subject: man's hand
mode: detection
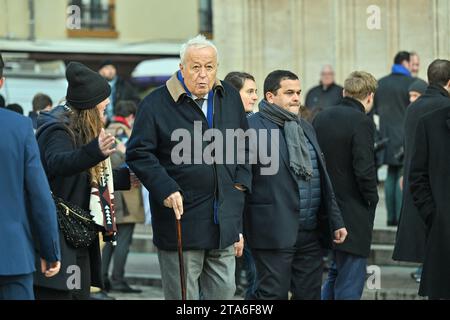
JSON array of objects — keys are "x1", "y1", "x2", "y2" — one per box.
[
  {"x1": 40, "y1": 259, "x2": 61, "y2": 278},
  {"x1": 116, "y1": 141, "x2": 126, "y2": 154},
  {"x1": 98, "y1": 128, "x2": 116, "y2": 157},
  {"x1": 129, "y1": 170, "x2": 140, "y2": 188},
  {"x1": 234, "y1": 234, "x2": 244, "y2": 257},
  {"x1": 333, "y1": 228, "x2": 348, "y2": 244},
  {"x1": 234, "y1": 184, "x2": 246, "y2": 192},
  {"x1": 163, "y1": 191, "x2": 184, "y2": 220}
]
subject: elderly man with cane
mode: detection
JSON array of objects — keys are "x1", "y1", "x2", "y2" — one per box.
[{"x1": 126, "y1": 35, "x2": 251, "y2": 300}]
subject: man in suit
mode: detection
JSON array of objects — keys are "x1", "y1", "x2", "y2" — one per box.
[
  {"x1": 245, "y1": 70, "x2": 347, "y2": 300},
  {"x1": 313, "y1": 71, "x2": 379, "y2": 299},
  {"x1": 0, "y1": 53, "x2": 61, "y2": 300}
]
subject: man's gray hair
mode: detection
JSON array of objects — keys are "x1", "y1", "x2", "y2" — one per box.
[{"x1": 180, "y1": 34, "x2": 219, "y2": 65}]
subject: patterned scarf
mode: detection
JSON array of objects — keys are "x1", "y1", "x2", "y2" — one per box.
[{"x1": 89, "y1": 158, "x2": 117, "y2": 243}]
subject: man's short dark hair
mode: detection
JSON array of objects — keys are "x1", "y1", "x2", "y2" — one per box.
[
  {"x1": 0, "y1": 52, "x2": 4, "y2": 78},
  {"x1": 6, "y1": 103, "x2": 24, "y2": 115},
  {"x1": 115, "y1": 100, "x2": 137, "y2": 117},
  {"x1": 224, "y1": 72, "x2": 255, "y2": 92},
  {"x1": 32, "y1": 93, "x2": 53, "y2": 112},
  {"x1": 264, "y1": 70, "x2": 299, "y2": 99},
  {"x1": 394, "y1": 51, "x2": 411, "y2": 65},
  {"x1": 427, "y1": 59, "x2": 450, "y2": 87}
]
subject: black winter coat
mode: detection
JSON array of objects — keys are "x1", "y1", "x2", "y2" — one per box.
[
  {"x1": 126, "y1": 74, "x2": 252, "y2": 251},
  {"x1": 114, "y1": 77, "x2": 140, "y2": 106},
  {"x1": 313, "y1": 97, "x2": 379, "y2": 257},
  {"x1": 305, "y1": 83, "x2": 343, "y2": 111},
  {"x1": 34, "y1": 107, "x2": 130, "y2": 291},
  {"x1": 393, "y1": 85, "x2": 450, "y2": 263},
  {"x1": 374, "y1": 73, "x2": 415, "y2": 166},
  {"x1": 244, "y1": 113, "x2": 345, "y2": 250},
  {"x1": 410, "y1": 105, "x2": 450, "y2": 299}
]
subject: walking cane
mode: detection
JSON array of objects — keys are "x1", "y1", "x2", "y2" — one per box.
[{"x1": 176, "y1": 218, "x2": 186, "y2": 300}]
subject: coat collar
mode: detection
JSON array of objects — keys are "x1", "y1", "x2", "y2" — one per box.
[
  {"x1": 425, "y1": 84, "x2": 450, "y2": 99},
  {"x1": 341, "y1": 97, "x2": 366, "y2": 113},
  {"x1": 166, "y1": 72, "x2": 224, "y2": 103}
]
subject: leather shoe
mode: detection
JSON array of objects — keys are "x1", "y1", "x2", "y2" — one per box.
[
  {"x1": 90, "y1": 290, "x2": 116, "y2": 300},
  {"x1": 110, "y1": 282, "x2": 142, "y2": 294}
]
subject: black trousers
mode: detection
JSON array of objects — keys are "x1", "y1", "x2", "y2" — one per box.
[
  {"x1": 250, "y1": 229, "x2": 323, "y2": 300},
  {"x1": 101, "y1": 223, "x2": 135, "y2": 284}
]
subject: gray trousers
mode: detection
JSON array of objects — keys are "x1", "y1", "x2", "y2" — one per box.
[
  {"x1": 102, "y1": 223, "x2": 135, "y2": 284},
  {"x1": 158, "y1": 245, "x2": 236, "y2": 300}
]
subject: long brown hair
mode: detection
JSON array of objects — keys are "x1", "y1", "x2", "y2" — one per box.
[{"x1": 68, "y1": 106, "x2": 105, "y2": 185}]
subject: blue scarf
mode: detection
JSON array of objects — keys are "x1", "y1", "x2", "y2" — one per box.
[
  {"x1": 176, "y1": 70, "x2": 219, "y2": 224},
  {"x1": 391, "y1": 64, "x2": 411, "y2": 77},
  {"x1": 177, "y1": 70, "x2": 214, "y2": 128}
]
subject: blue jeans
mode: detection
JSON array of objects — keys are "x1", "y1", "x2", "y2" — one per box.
[{"x1": 321, "y1": 251, "x2": 367, "y2": 300}]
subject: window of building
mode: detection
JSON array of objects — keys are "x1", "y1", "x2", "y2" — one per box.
[
  {"x1": 199, "y1": 0, "x2": 212, "y2": 38},
  {"x1": 67, "y1": 0, "x2": 118, "y2": 38}
]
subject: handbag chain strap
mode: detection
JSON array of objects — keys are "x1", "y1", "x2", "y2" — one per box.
[{"x1": 57, "y1": 202, "x2": 93, "y2": 222}]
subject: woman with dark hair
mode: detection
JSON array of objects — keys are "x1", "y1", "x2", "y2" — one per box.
[
  {"x1": 34, "y1": 62, "x2": 132, "y2": 300},
  {"x1": 224, "y1": 71, "x2": 258, "y2": 115},
  {"x1": 224, "y1": 71, "x2": 258, "y2": 299}
]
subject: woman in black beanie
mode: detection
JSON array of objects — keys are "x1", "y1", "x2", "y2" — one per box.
[{"x1": 34, "y1": 62, "x2": 132, "y2": 300}]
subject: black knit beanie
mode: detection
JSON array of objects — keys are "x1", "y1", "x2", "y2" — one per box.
[{"x1": 66, "y1": 62, "x2": 111, "y2": 110}]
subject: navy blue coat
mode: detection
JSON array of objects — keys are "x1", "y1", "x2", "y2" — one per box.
[
  {"x1": 126, "y1": 74, "x2": 252, "y2": 251},
  {"x1": 0, "y1": 108, "x2": 60, "y2": 276},
  {"x1": 244, "y1": 112, "x2": 345, "y2": 250}
]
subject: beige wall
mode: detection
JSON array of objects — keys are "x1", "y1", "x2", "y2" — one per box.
[
  {"x1": 0, "y1": 0, "x2": 200, "y2": 41},
  {"x1": 0, "y1": 0, "x2": 29, "y2": 39},
  {"x1": 116, "y1": 0, "x2": 199, "y2": 42},
  {"x1": 35, "y1": 0, "x2": 67, "y2": 39},
  {"x1": 213, "y1": 0, "x2": 450, "y2": 101}
]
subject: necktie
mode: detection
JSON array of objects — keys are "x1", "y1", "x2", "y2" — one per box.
[{"x1": 195, "y1": 98, "x2": 205, "y2": 108}]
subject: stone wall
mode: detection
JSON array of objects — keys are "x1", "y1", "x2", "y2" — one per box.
[{"x1": 213, "y1": 0, "x2": 450, "y2": 99}]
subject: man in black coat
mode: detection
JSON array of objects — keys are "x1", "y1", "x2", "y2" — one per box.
[
  {"x1": 245, "y1": 70, "x2": 347, "y2": 300},
  {"x1": 126, "y1": 35, "x2": 251, "y2": 300},
  {"x1": 374, "y1": 51, "x2": 415, "y2": 226},
  {"x1": 305, "y1": 65, "x2": 343, "y2": 114},
  {"x1": 98, "y1": 60, "x2": 140, "y2": 123},
  {"x1": 393, "y1": 60, "x2": 450, "y2": 267},
  {"x1": 409, "y1": 60, "x2": 450, "y2": 299},
  {"x1": 313, "y1": 71, "x2": 379, "y2": 300}
]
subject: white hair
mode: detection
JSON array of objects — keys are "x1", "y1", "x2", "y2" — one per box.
[{"x1": 180, "y1": 34, "x2": 219, "y2": 65}]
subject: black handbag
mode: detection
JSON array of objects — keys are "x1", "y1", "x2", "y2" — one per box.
[{"x1": 52, "y1": 194, "x2": 98, "y2": 248}]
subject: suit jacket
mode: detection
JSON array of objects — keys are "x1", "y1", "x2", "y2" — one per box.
[
  {"x1": 0, "y1": 108, "x2": 60, "y2": 276},
  {"x1": 244, "y1": 112, "x2": 345, "y2": 250},
  {"x1": 313, "y1": 97, "x2": 379, "y2": 257}
]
